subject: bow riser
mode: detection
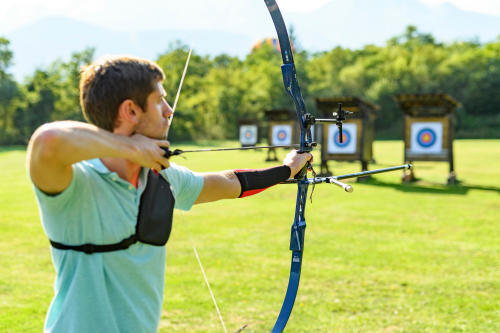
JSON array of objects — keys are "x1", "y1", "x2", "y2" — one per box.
[{"x1": 281, "y1": 64, "x2": 312, "y2": 152}]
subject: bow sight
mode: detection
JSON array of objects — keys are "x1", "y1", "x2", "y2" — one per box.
[{"x1": 304, "y1": 102, "x2": 354, "y2": 144}]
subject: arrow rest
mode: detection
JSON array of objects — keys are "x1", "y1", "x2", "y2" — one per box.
[{"x1": 160, "y1": 147, "x2": 183, "y2": 159}]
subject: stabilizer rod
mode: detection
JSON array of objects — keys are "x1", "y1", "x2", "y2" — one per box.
[{"x1": 282, "y1": 164, "x2": 412, "y2": 190}]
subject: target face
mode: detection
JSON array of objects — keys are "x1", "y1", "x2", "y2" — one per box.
[
  {"x1": 239, "y1": 125, "x2": 258, "y2": 145},
  {"x1": 416, "y1": 128, "x2": 436, "y2": 147},
  {"x1": 410, "y1": 122, "x2": 443, "y2": 154},
  {"x1": 327, "y1": 123, "x2": 357, "y2": 154},
  {"x1": 271, "y1": 125, "x2": 292, "y2": 145},
  {"x1": 334, "y1": 130, "x2": 351, "y2": 147}
]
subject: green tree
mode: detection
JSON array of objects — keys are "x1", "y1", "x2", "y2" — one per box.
[
  {"x1": 0, "y1": 37, "x2": 20, "y2": 144},
  {"x1": 0, "y1": 37, "x2": 13, "y2": 78},
  {"x1": 50, "y1": 48, "x2": 94, "y2": 121},
  {"x1": 14, "y1": 70, "x2": 55, "y2": 142}
]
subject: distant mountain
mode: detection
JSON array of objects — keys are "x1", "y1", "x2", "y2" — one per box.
[
  {"x1": 287, "y1": 0, "x2": 500, "y2": 50},
  {"x1": 5, "y1": 0, "x2": 500, "y2": 81},
  {"x1": 6, "y1": 16, "x2": 252, "y2": 81}
]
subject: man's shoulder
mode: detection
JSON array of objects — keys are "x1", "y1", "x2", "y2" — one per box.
[{"x1": 162, "y1": 162, "x2": 194, "y2": 179}]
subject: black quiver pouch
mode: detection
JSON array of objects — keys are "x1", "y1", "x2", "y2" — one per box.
[
  {"x1": 49, "y1": 169, "x2": 175, "y2": 254},
  {"x1": 136, "y1": 169, "x2": 175, "y2": 245}
]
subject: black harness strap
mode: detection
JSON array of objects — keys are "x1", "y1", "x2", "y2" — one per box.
[
  {"x1": 48, "y1": 169, "x2": 175, "y2": 255},
  {"x1": 50, "y1": 234, "x2": 138, "y2": 255}
]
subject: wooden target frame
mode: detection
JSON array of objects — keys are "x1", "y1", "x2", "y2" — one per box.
[
  {"x1": 395, "y1": 93, "x2": 459, "y2": 184},
  {"x1": 264, "y1": 109, "x2": 299, "y2": 161}
]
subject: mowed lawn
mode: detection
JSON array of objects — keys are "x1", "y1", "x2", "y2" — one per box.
[{"x1": 0, "y1": 140, "x2": 498, "y2": 332}]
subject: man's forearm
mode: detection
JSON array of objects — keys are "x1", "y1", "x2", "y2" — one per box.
[{"x1": 29, "y1": 121, "x2": 135, "y2": 168}]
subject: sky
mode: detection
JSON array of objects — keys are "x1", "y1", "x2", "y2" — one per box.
[
  {"x1": 1, "y1": 0, "x2": 499, "y2": 34},
  {"x1": 3, "y1": 0, "x2": 500, "y2": 80}
]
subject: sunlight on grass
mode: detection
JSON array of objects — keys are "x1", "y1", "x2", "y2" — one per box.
[{"x1": 0, "y1": 140, "x2": 498, "y2": 332}]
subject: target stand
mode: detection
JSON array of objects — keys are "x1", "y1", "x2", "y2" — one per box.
[
  {"x1": 264, "y1": 109, "x2": 299, "y2": 161},
  {"x1": 316, "y1": 97, "x2": 378, "y2": 180},
  {"x1": 394, "y1": 94, "x2": 459, "y2": 184}
]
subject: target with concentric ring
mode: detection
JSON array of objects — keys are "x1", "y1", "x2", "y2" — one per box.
[
  {"x1": 333, "y1": 130, "x2": 351, "y2": 147},
  {"x1": 244, "y1": 130, "x2": 253, "y2": 139},
  {"x1": 276, "y1": 130, "x2": 288, "y2": 143},
  {"x1": 416, "y1": 128, "x2": 436, "y2": 148}
]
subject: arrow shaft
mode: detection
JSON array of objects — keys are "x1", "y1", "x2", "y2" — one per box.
[{"x1": 178, "y1": 144, "x2": 299, "y2": 154}]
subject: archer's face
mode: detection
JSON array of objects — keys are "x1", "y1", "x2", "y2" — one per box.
[{"x1": 135, "y1": 81, "x2": 172, "y2": 139}]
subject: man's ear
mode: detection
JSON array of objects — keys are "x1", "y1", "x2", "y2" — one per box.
[{"x1": 117, "y1": 99, "x2": 142, "y2": 126}]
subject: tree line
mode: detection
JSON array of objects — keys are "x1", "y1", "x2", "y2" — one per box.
[{"x1": 0, "y1": 26, "x2": 499, "y2": 145}]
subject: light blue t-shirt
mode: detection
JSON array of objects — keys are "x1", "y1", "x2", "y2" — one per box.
[{"x1": 32, "y1": 159, "x2": 204, "y2": 333}]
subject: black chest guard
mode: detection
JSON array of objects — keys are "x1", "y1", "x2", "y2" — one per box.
[{"x1": 49, "y1": 169, "x2": 175, "y2": 254}]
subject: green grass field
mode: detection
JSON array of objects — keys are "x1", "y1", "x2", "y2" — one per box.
[{"x1": 0, "y1": 140, "x2": 498, "y2": 332}]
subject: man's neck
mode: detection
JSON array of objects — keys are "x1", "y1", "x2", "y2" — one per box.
[{"x1": 100, "y1": 157, "x2": 142, "y2": 187}]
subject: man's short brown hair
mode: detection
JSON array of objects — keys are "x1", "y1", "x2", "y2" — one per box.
[{"x1": 80, "y1": 56, "x2": 165, "y2": 131}]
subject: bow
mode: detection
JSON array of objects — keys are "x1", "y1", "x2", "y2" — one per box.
[
  {"x1": 264, "y1": 2, "x2": 414, "y2": 331},
  {"x1": 264, "y1": 1, "x2": 314, "y2": 331},
  {"x1": 163, "y1": 7, "x2": 412, "y2": 331}
]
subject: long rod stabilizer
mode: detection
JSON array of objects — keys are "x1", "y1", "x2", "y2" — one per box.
[{"x1": 282, "y1": 164, "x2": 412, "y2": 186}]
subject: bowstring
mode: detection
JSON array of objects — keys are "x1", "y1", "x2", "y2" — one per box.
[
  {"x1": 179, "y1": 211, "x2": 228, "y2": 333},
  {"x1": 165, "y1": 48, "x2": 192, "y2": 139},
  {"x1": 167, "y1": 48, "x2": 228, "y2": 333},
  {"x1": 308, "y1": 162, "x2": 317, "y2": 203}
]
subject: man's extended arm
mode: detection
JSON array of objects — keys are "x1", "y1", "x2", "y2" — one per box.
[{"x1": 194, "y1": 150, "x2": 312, "y2": 204}]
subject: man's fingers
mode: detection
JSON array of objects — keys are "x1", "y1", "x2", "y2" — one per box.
[
  {"x1": 159, "y1": 157, "x2": 170, "y2": 170},
  {"x1": 157, "y1": 140, "x2": 170, "y2": 148}
]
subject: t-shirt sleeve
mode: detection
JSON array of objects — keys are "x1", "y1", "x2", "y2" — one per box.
[
  {"x1": 161, "y1": 163, "x2": 204, "y2": 211},
  {"x1": 30, "y1": 163, "x2": 87, "y2": 239},
  {"x1": 31, "y1": 163, "x2": 84, "y2": 212}
]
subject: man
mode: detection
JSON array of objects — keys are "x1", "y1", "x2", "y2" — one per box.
[{"x1": 27, "y1": 56, "x2": 311, "y2": 332}]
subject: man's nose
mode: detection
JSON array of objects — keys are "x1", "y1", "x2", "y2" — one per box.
[{"x1": 164, "y1": 100, "x2": 173, "y2": 117}]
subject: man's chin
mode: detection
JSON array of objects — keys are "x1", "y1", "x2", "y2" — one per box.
[{"x1": 149, "y1": 131, "x2": 167, "y2": 140}]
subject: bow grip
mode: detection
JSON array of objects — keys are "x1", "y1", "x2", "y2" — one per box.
[{"x1": 293, "y1": 155, "x2": 310, "y2": 180}]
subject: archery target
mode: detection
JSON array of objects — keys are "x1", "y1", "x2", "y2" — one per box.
[
  {"x1": 327, "y1": 123, "x2": 357, "y2": 154},
  {"x1": 271, "y1": 124, "x2": 292, "y2": 146},
  {"x1": 239, "y1": 125, "x2": 258, "y2": 145},
  {"x1": 410, "y1": 122, "x2": 443, "y2": 154}
]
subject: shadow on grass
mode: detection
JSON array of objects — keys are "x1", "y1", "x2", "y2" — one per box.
[{"x1": 360, "y1": 178, "x2": 500, "y2": 196}]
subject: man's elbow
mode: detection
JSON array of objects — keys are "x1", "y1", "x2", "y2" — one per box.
[{"x1": 28, "y1": 123, "x2": 66, "y2": 164}]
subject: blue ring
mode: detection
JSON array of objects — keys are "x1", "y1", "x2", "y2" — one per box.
[
  {"x1": 416, "y1": 128, "x2": 436, "y2": 147},
  {"x1": 276, "y1": 129, "x2": 288, "y2": 142},
  {"x1": 333, "y1": 130, "x2": 351, "y2": 147}
]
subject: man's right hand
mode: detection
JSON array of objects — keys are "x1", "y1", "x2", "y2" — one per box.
[{"x1": 127, "y1": 134, "x2": 171, "y2": 172}]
